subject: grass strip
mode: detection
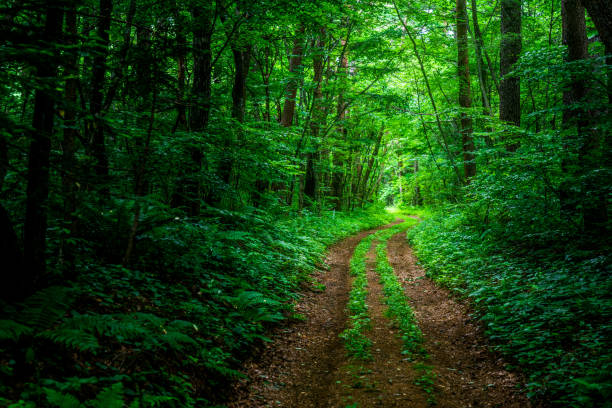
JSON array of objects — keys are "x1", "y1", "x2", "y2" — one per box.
[
  {"x1": 340, "y1": 233, "x2": 377, "y2": 360},
  {"x1": 339, "y1": 219, "x2": 418, "y2": 360},
  {"x1": 375, "y1": 222, "x2": 436, "y2": 405},
  {"x1": 374, "y1": 225, "x2": 425, "y2": 358}
]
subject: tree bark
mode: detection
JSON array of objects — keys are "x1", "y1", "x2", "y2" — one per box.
[
  {"x1": 23, "y1": 2, "x2": 64, "y2": 291},
  {"x1": 280, "y1": 24, "x2": 305, "y2": 127},
  {"x1": 581, "y1": 0, "x2": 612, "y2": 51},
  {"x1": 457, "y1": 0, "x2": 476, "y2": 181},
  {"x1": 500, "y1": 0, "x2": 522, "y2": 151},
  {"x1": 90, "y1": 0, "x2": 112, "y2": 195},
  {"x1": 60, "y1": 4, "x2": 79, "y2": 277}
]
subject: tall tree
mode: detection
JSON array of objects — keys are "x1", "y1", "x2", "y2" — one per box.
[
  {"x1": 304, "y1": 28, "x2": 326, "y2": 204},
  {"x1": 561, "y1": 0, "x2": 608, "y2": 234},
  {"x1": 60, "y1": 3, "x2": 79, "y2": 276},
  {"x1": 281, "y1": 24, "x2": 305, "y2": 127},
  {"x1": 89, "y1": 0, "x2": 112, "y2": 194},
  {"x1": 499, "y1": 0, "x2": 522, "y2": 151},
  {"x1": 457, "y1": 0, "x2": 476, "y2": 180},
  {"x1": 23, "y1": 2, "x2": 64, "y2": 291},
  {"x1": 177, "y1": 3, "x2": 215, "y2": 214},
  {"x1": 470, "y1": 0, "x2": 492, "y2": 116}
]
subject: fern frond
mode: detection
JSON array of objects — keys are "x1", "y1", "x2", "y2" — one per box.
[
  {"x1": 18, "y1": 286, "x2": 74, "y2": 330},
  {"x1": 38, "y1": 328, "x2": 100, "y2": 352},
  {"x1": 44, "y1": 388, "x2": 81, "y2": 408},
  {"x1": 0, "y1": 319, "x2": 33, "y2": 342},
  {"x1": 89, "y1": 383, "x2": 124, "y2": 408}
]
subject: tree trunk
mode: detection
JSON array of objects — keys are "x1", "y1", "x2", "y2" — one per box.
[
  {"x1": 500, "y1": 0, "x2": 522, "y2": 151},
  {"x1": 581, "y1": 0, "x2": 612, "y2": 51},
  {"x1": 304, "y1": 28, "x2": 326, "y2": 205},
  {"x1": 60, "y1": 5, "x2": 79, "y2": 278},
  {"x1": 331, "y1": 31, "x2": 350, "y2": 211},
  {"x1": 413, "y1": 160, "x2": 423, "y2": 206},
  {"x1": 124, "y1": 27, "x2": 156, "y2": 265},
  {"x1": 470, "y1": 0, "x2": 492, "y2": 115},
  {"x1": 90, "y1": 0, "x2": 112, "y2": 195},
  {"x1": 172, "y1": 5, "x2": 188, "y2": 133},
  {"x1": 280, "y1": 24, "x2": 305, "y2": 127},
  {"x1": 457, "y1": 0, "x2": 476, "y2": 181},
  {"x1": 0, "y1": 122, "x2": 23, "y2": 300},
  {"x1": 360, "y1": 127, "x2": 383, "y2": 206},
  {"x1": 561, "y1": 0, "x2": 608, "y2": 235},
  {"x1": 23, "y1": 3, "x2": 64, "y2": 292},
  {"x1": 182, "y1": 4, "x2": 213, "y2": 214}
]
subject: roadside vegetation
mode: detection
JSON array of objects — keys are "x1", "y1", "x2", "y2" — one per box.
[
  {"x1": 408, "y1": 207, "x2": 612, "y2": 405},
  {"x1": 0, "y1": 208, "x2": 393, "y2": 407}
]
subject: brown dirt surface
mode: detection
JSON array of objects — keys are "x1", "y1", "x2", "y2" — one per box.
[
  {"x1": 227, "y1": 220, "x2": 402, "y2": 408},
  {"x1": 227, "y1": 221, "x2": 533, "y2": 408},
  {"x1": 322, "y1": 238, "x2": 428, "y2": 407},
  {"x1": 386, "y1": 230, "x2": 532, "y2": 408}
]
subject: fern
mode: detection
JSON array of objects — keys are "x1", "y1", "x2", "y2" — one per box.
[
  {"x1": 88, "y1": 383, "x2": 124, "y2": 408},
  {"x1": 0, "y1": 319, "x2": 33, "y2": 342},
  {"x1": 17, "y1": 286, "x2": 74, "y2": 330},
  {"x1": 44, "y1": 388, "x2": 81, "y2": 408},
  {"x1": 38, "y1": 328, "x2": 100, "y2": 352},
  {"x1": 226, "y1": 291, "x2": 284, "y2": 324}
]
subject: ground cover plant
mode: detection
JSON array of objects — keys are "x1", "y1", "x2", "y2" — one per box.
[
  {"x1": 375, "y1": 223, "x2": 436, "y2": 405},
  {"x1": 340, "y1": 233, "x2": 377, "y2": 360},
  {"x1": 408, "y1": 208, "x2": 612, "y2": 406},
  {"x1": 0, "y1": 207, "x2": 393, "y2": 407}
]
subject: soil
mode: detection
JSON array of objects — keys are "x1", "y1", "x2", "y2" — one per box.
[{"x1": 227, "y1": 221, "x2": 532, "y2": 408}]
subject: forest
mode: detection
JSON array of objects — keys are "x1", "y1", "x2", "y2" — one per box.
[{"x1": 0, "y1": 0, "x2": 610, "y2": 406}]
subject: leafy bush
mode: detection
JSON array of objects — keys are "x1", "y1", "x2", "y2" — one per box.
[{"x1": 408, "y1": 207, "x2": 612, "y2": 406}]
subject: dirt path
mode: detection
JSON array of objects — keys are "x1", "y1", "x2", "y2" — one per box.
[
  {"x1": 228, "y1": 222, "x2": 530, "y2": 408},
  {"x1": 322, "y1": 238, "x2": 428, "y2": 407},
  {"x1": 386, "y1": 231, "x2": 531, "y2": 408},
  {"x1": 228, "y1": 221, "x2": 402, "y2": 407}
]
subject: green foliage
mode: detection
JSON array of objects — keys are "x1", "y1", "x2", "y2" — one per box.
[
  {"x1": 0, "y1": 207, "x2": 393, "y2": 407},
  {"x1": 409, "y1": 208, "x2": 612, "y2": 406},
  {"x1": 413, "y1": 362, "x2": 437, "y2": 406}
]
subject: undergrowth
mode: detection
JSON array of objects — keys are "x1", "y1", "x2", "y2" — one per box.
[
  {"x1": 0, "y1": 206, "x2": 394, "y2": 407},
  {"x1": 408, "y1": 207, "x2": 612, "y2": 407}
]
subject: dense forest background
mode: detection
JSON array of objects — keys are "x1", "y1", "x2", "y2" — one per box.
[{"x1": 0, "y1": 0, "x2": 610, "y2": 406}]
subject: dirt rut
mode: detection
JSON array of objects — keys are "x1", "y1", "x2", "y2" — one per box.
[
  {"x1": 228, "y1": 223, "x2": 531, "y2": 408},
  {"x1": 322, "y1": 238, "x2": 427, "y2": 407},
  {"x1": 386, "y1": 231, "x2": 531, "y2": 408},
  {"x1": 227, "y1": 221, "x2": 402, "y2": 407}
]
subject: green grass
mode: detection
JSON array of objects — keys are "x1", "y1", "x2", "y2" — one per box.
[
  {"x1": 374, "y1": 234, "x2": 425, "y2": 359},
  {"x1": 340, "y1": 233, "x2": 376, "y2": 360},
  {"x1": 374, "y1": 221, "x2": 435, "y2": 404}
]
